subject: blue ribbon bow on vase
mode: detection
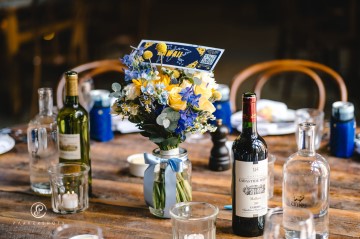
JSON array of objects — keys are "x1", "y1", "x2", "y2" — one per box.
[{"x1": 143, "y1": 153, "x2": 183, "y2": 218}]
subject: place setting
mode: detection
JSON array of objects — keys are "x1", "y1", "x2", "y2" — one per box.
[{"x1": 231, "y1": 99, "x2": 296, "y2": 136}]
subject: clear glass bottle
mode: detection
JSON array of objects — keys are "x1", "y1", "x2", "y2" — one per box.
[
  {"x1": 283, "y1": 122, "x2": 330, "y2": 239},
  {"x1": 57, "y1": 71, "x2": 92, "y2": 195},
  {"x1": 148, "y1": 147, "x2": 191, "y2": 218},
  {"x1": 27, "y1": 87, "x2": 58, "y2": 195}
]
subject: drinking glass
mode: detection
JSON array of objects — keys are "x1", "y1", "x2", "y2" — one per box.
[
  {"x1": 294, "y1": 108, "x2": 324, "y2": 149},
  {"x1": 267, "y1": 154, "x2": 276, "y2": 199},
  {"x1": 264, "y1": 207, "x2": 315, "y2": 239},
  {"x1": 48, "y1": 163, "x2": 89, "y2": 214},
  {"x1": 52, "y1": 224, "x2": 103, "y2": 239},
  {"x1": 170, "y1": 202, "x2": 219, "y2": 239}
]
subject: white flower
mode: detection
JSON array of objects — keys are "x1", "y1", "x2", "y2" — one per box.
[
  {"x1": 124, "y1": 84, "x2": 139, "y2": 100},
  {"x1": 194, "y1": 71, "x2": 216, "y2": 89}
]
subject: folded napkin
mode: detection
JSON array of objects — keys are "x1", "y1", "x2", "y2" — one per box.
[
  {"x1": 257, "y1": 99, "x2": 288, "y2": 122},
  {"x1": 231, "y1": 99, "x2": 296, "y2": 136}
]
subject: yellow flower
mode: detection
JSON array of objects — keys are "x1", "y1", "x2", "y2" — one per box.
[
  {"x1": 172, "y1": 70, "x2": 180, "y2": 79},
  {"x1": 153, "y1": 72, "x2": 170, "y2": 86},
  {"x1": 212, "y1": 90, "x2": 222, "y2": 101},
  {"x1": 143, "y1": 50, "x2": 153, "y2": 60},
  {"x1": 194, "y1": 84, "x2": 215, "y2": 113},
  {"x1": 156, "y1": 42, "x2": 167, "y2": 55},
  {"x1": 194, "y1": 84, "x2": 212, "y2": 100},
  {"x1": 132, "y1": 79, "x2": 144, "y2": 95},
  {"x1": 168, "y1": 87, "x2": 187, "y2": 111},
  {"x1": 198, "y1": 98, "x2": 216, "y2": 113},
  {"x1": 180, "y1": 79, "x2": 192, "y2": 89}
]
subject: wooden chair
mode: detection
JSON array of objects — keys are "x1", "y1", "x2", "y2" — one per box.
[
  {"x1": 229, "y1": 59, "x2": 348, "y2": 112},
  {"x1": 56, "y1": 59, "x2": 127, "y2": 109}
]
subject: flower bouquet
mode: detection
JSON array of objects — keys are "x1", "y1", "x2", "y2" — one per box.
[{"x1": 110, "y1": 41, "x2": 223, "y2": 217}]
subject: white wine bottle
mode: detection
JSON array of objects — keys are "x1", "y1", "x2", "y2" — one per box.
[
  {"x1": 57, "y1": 71, "x2": 92, "y2": 195},
  {"x1": 232, "y1": 92, "x2": 268, "y2": 236}
]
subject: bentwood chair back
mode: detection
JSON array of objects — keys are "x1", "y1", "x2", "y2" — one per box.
[
  {"x1": 229, "y1": 59, "x2": 348, "y2": 112},
  {"x1": 56, "y1": 59, "x2": 126, "y2": 109}
]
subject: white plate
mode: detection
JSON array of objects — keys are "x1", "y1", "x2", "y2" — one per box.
[
  {"x1": 232, "y1": 109, "x2": 296, "y2": 136},
  {"x1": 0, "y1": 134, "x2": 15, "y2": 154}
]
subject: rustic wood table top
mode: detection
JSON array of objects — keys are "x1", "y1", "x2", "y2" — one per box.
[{"x1": 0, "y1": 129, "x2": 360, "y2": 239}]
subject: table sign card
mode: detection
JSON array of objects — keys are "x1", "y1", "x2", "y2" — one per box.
[{"x1": 137, "y1": 40, "x2": 224, "y2": 72}]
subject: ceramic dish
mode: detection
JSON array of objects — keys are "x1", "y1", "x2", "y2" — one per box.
[
  {"x1": 0, "y1": 134, "x2": 15, "y2": 154},
  {"x1": 127, "y1": 153, "x2": 148, "y2": 177}
]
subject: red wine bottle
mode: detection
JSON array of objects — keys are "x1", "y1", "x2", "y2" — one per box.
[{"x1": 232, "y1": 92, "x2": 268, "y2": 236}]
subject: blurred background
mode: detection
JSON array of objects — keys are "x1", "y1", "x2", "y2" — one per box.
[{"x1": 0, "y1": 0, "x2": 359, "y2": 128}]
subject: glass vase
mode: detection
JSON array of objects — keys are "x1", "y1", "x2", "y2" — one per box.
[{"x1": 149, "y1": 147, "x2": 192, "y2": 218}]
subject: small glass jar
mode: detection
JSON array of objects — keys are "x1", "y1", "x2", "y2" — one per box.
[
  {"x1": 149, "y1": 147, "x2": 192, "y2": 218},
  {"x1": 48, "y1": 163, "x2": 90, "y2": 214}
]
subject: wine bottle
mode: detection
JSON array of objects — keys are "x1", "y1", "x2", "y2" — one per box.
[
  {"x1": 232, "y1": 92, "x2": 267, "y2": 236},
  {"x1": 57, "y1": 71, "x2": 92, "y2": 195}
]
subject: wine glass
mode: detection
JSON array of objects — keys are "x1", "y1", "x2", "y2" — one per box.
[{"x1": 264, "y1": 207, "x2": 315, "y2": 239}]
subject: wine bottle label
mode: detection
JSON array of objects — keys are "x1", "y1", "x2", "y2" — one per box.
[
  {"x1": 59, "y1": 134, "x2": 81, "y2": 159},
  {"x1": 235, "y1": 159, "x2": 268, "y2": 217}
]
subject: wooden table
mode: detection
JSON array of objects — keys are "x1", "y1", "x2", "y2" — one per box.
[{"x1": 0, "y1": 130, "x2": 360, "y2": 238}]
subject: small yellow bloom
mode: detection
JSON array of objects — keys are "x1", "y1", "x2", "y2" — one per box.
[
  {"x1": 153, "y1": 72, "x2": 170, "y2": 86},
  {"x1": 168, "y1": 87, "x2": 187, "y2": 111},
  {"x1": 212, "y1": 90, "x2": 222, "y2": 101},
  {"x1": 172, "y1": 70, "x2": 180, "y2": 79},
  {"x1": 143, "y1": 50, "x2": 153, "y2": 60},
  {"x1": 156, "y1": 42, "x2": 167, "y2": 55},
  {"x1": 132, "y1": 79, "x2": 143, "y2": 94}
]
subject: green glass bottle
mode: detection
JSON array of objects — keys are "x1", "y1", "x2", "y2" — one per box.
[
  {"x1": 57, "y1": 71, "x2": 92, "y2": 195},
  {"x1": 232, "y1": 92, "x2": 268, "y2": 236}
]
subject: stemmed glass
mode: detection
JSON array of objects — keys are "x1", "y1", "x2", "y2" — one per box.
[{"x1": 264, "y1": 207, "x2": 315, "y2": 239}]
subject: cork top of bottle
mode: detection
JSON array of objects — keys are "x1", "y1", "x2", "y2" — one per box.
[
  {"x1": 65, "y1": 71, "x2": 78, "y2": 79},
  {"x1": 65, "y1": 71, "x2": 78, "y2": 96}
]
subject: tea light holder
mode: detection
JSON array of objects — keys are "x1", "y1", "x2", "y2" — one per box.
[
  {"x1": 52, "y1": 223, "x2": 103, "y2": 239},
  {"x1": 170, "y1": 202, "x2": 219, "y2": 239},
  {"x1": 48, "y1": 163, "x2": 89, "y2": 214}
]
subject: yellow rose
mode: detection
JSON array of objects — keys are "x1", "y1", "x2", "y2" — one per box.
[
  {"x1": 194, "y1": 84, "x2": 212, "y2": 100},
  {"x1": 168, "y1": 87, "x2": 187, "y2": 111},
  {"x1": 180, "y1": 79, "x2": 192, "y2": 89},
  {"x1": 198, "y1": 97, "x2": 216, "y2": 113}
]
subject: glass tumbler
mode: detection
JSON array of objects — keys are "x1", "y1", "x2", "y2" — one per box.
[
  {"x1": 170, "y1": 202, "x2": 219, "y2": 239},
  {"x1": 264, "y1": 207, "x2": 315, "y2": 239},
  {"x1": 268, "y1": 154, "x2": 276, "y2": 199},
  {"x1": 294, "y1": 108, "x2": 324, "y2": 149},
  {"x1": 48, "y1": 163, "x2": 89, "y2": 214},
  {"x1": 52, "y1": 223, "x2": 103, "y2": 239}
]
